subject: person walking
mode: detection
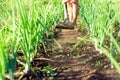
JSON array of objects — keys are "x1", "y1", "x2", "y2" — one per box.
[
  {"x1": 62, "y1": 0, "x2": 79, "y2": 25},
  {"x1": 56, "y1": 0, "x2": 79, "y2": 29}
]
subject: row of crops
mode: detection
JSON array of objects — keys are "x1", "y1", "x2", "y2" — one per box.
[
  {"x1": 0, "y1": 0, "x2": 120, "y2": 80},
  {"x1": 0, "y1": 0, "x2": 63, "y2": 80},
  {"x1": 79, "y1": 0, "x2": 120, "y2": 73}
]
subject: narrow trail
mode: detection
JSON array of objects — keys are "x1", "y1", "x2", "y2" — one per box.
[
  {"x1": 50, "y1": 27, "x2": 120, "y2": 80},
  {"x1": 5, "y1": 27, "x2": 119, "y2": 80}
]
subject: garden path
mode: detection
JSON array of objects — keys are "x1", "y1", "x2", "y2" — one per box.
[{"x1": 50, "y1": 27, "x2": 120, "y2": 80}]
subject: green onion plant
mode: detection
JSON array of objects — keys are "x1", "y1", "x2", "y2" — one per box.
[{"x1": 79, "y1": 0, "x2": 120, "y2": 73}]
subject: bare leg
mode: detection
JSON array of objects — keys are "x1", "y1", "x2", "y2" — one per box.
[
  {"x1": 67, "y1": 0, "x2": 73, "y2": 23},
  {"x1": 71, "y1": 0, "x2": 79, "y2": 24},
  {"x1": 56, "y1": 0, "x2": 78, "y2": 29}
]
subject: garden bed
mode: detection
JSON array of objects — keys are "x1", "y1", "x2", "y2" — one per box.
[{"x1": 5, "y1": 27, "x2": 120, "y2": 80}]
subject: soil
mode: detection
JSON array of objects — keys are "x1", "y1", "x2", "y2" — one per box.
[
  {"x1": 50, "y1": 27, "x2": 120, "y2": 80},
  {"x1": 5, "y1": 26, "x2": 120, "y2": 80}
]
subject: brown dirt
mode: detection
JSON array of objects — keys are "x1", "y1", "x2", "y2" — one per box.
[
  {"x1": 5, "y1": 26, "x2": 120, "y2": 80},
  {"x1": 50, "y1": 27, "x2": 120, "y2": 80}
]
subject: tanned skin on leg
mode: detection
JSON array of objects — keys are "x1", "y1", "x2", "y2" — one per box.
[
  {"x1": 63, "y1": 0, "x2": 79, "y2": 24},
  {"x1": 67, "y1": 0, "x2": 73, "y2": 23},
  {"x1": 55, "y1": 0, "x2": 79, "y2": 29},
  {"x1": 71, "y1": 0, "x2": 79, "y2": 24}
]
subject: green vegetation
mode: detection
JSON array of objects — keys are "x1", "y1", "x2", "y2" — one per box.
[
  {"x1": 0, "y1": 38, "x2": 6, "y2": 80},
  {"x1": 41, "y1": 65, "x2": 57, "y2": 77},
  {"x1": 0, "y1": 0, "x2": 62, "y2": 79},
  {"x1": 95, "y1": 60, "x2": 102, "y2": 67},
  {"x1": 79, "y1": 0, "x2": 120, "y2": 73},
  {"x1": 0, "y1": 0, "x2": 120, "y2": 79}
]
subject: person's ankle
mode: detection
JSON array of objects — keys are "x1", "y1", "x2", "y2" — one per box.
[
  {"x1": 69, "y1": 21, "x2": 76, "y2": 26},
  {"x1": 72, "y1": 22, "x2": 76, "y2": 26}
]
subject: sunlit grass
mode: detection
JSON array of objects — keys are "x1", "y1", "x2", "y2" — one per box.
[
  {"x1": 1, "y1": 0, "x2": 120, "y2": 79},
  {"x1": 79, "y1": 0, "x2": 120, "y2": 73},
  {"x1": 0, "y1": 36, "x2": 6, "y2": 80},
  {"x1": 0, "y1": 0, "x2": 62, "y2": 79}
]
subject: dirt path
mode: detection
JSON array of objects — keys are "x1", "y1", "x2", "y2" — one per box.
[
  {"x1": 6, "y1": 27, "x2": 120, "y2": 80},
  {"x1": 50, "y1": 28, "x2": 120, "y2": 80}
]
